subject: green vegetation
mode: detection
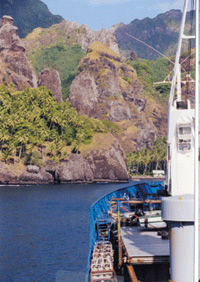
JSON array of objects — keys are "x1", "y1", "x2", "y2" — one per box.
[
  {"x1": 28, "y1": 44, "x2": 85, "y2": 100},
  {"x1": 0, "y1": 85, "x2": 105, "y2": 163},
  {"x1": 123, "y1": 76, "x2": 132, "y2": 84},
  {"x1": 127, "y1": 58, "x2": 172, "y2": 105},
  {"x1": 24, "y1": 151, "x2": 44, "y2": 168},
  {"x1": 128, "y1": 58, "x2": 171, "y2": 85},
  {"x1": 102, "y1": 120, "x2": 121, "y2": 134},
  {"x1": 127, "y1": 136, "x2": 167, "y2": 175}
]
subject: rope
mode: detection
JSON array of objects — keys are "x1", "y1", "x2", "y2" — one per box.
[{"x1": 125, "y1": 32, "x2": 175, "y2": 64}]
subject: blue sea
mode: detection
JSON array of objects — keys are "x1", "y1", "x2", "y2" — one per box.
[{"x1": 0, "y1": 182, "x2": 141, "y2": 282}]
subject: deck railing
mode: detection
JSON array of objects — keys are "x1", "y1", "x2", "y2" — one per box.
[{"x1": 85, "y1": 181, "x2": 164, "y2": 282}]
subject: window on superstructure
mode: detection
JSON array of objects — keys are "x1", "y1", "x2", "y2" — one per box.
[
  {"x1": 177, "y1": 124, "x2": 192, "y2": 152},
  {"x1": 179, "y1": 127, "x2": 191, "y2": 135}
]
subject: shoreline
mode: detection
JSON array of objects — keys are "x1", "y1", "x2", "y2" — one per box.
[
  {"x1": 0, "y1": 176, "x2": 165, "y2": 186},
  {"x1": 131, "y1": 175, "x2": 165, "y2": 181}
]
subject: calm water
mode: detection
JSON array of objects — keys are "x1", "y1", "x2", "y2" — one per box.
[{"x1": 0, "y1": 182, "x2": 138, "y2": 282}]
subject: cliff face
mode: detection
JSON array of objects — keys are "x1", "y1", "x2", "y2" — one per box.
[{"x1": 69, "y1": 42, "x2": 167, "y2": 152}]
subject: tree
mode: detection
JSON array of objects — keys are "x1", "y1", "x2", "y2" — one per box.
[{"x1": 127, "y1": 136, "x2": 167, "y2": 176}]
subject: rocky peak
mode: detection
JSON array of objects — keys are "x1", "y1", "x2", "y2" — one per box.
[
  {"x1": 0, "y1": 15, "x2": 25, "y2": 52},
  {"x1": 38, "y1": 68, "x2": 62, "y2": 102},
  {"x1": 3, "y1": 15, "x2": 13, "y2": 25}
]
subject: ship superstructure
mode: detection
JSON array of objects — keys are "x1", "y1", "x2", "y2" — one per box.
[{"x1": 162, "y1": 0, "x2": 199, "y2": 281}]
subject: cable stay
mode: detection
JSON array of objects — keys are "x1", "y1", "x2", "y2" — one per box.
[{"x1": 125, "y1": 32, "x2": 195, "y2": 86}]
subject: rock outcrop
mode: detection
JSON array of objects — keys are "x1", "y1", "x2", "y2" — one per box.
[
  {"x1": 19, "y1": 167, "x2": 54, "y2": 184},
  {"x1": 38, "y1": 68, "x2": 62, "y2": 102},
  {"x1": 55, "y1": 138, "x2": 129, "y2": 183},
  {"x1": 69, "y1": 42, "x2": 167, "y2": 152},
  {"x1": 0, "y1": 162, "x2": 17, "y2": 184},
  {"x1": 86, "y1": 139, "x2": 129, "y2": 181},
  {"x1": 0, "y1": 162, "x2": 54, "y2": 185},
  {"x1": 56, "y1": 154, "x2": 94, "y2": 183},
  {"x1": 0, "y1": 15, "x2": 38, "y2": 89}
]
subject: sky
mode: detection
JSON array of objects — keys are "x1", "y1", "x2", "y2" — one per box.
[{"x1": 42, "y1": 0, "x2": 183, "y2": 31}]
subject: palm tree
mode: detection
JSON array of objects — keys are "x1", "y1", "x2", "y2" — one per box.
[{"x1": 0, "y1": 128, "x2": 10, "y2": 152}]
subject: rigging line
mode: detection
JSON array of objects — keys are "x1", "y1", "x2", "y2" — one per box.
[
  {"x1": 125, "y1": 32, "x2": 195, "y2": 74},
  {"x1": 125, "y1": 32, "x2": 175, "y2": 64},
  {"x1": 125, "y1": 32, "x2": 193, "y2": 81},
  {"x1": 125, "y1": 32, "x2": 188, "y2": 79},
  {"x1": 180, "y1": 50, "x2": 195, "y2": 65}
]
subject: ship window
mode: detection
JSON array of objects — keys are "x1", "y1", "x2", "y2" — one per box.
[
  {"x1": 176, "y1": 101, "x2": 188, "y2": 109},
  {"x1": 177, "y1": 124, "x2": 192, "y2": 151},
  {"x1": 179, "y1": 127, "x2": 191, "y2": 135},
  {"x1": 178, "y1": 139, "x2": 191, "y2": 151}
]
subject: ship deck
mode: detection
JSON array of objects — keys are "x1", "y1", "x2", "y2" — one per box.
[{"x1": 120, "y1": 226, "x2": 169, "y2": 265}]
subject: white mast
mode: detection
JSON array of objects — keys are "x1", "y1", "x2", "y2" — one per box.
[
  {"x1": 167, "y1": 0, "x2": 195, "y2": 196},
  {"x1": 162, "y1": 0, "x2": 199, "y2": 281}
]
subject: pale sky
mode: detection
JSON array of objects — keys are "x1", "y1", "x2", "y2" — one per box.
[{"x1": 42, "y1": 0, "x2": 183, "y2": 30}]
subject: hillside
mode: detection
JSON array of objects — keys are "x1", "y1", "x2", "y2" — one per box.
[
  {"x1": 113, "y1": 9, "x2": 194, "y2": 60},
  {"x1": 24, "y1": 20, "x2": 168, "y2": 152},
  {"x1": 0, "y1": 16, "x2": 130, "y2": 183},
  {"x1": 0, "y1": 0, "x2": 63, "y2": 38}
]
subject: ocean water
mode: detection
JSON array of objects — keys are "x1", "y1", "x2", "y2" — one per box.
[{"x1": 0, "y1": 182, "x2": 138, "y2": 282}]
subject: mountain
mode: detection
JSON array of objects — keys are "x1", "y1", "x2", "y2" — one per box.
[
  {"x1": 113, "y1": 9, "x2": 193, "y2": 60},
  {"x1": 0, "y1": 0, "x2": 63, "y2": 38},
  {"x1": 23, "y1": 18, "x2": 168, "y2": 152},
  {"x1": 0, "y1": 12, "x2": 170, "y2": 182}
]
